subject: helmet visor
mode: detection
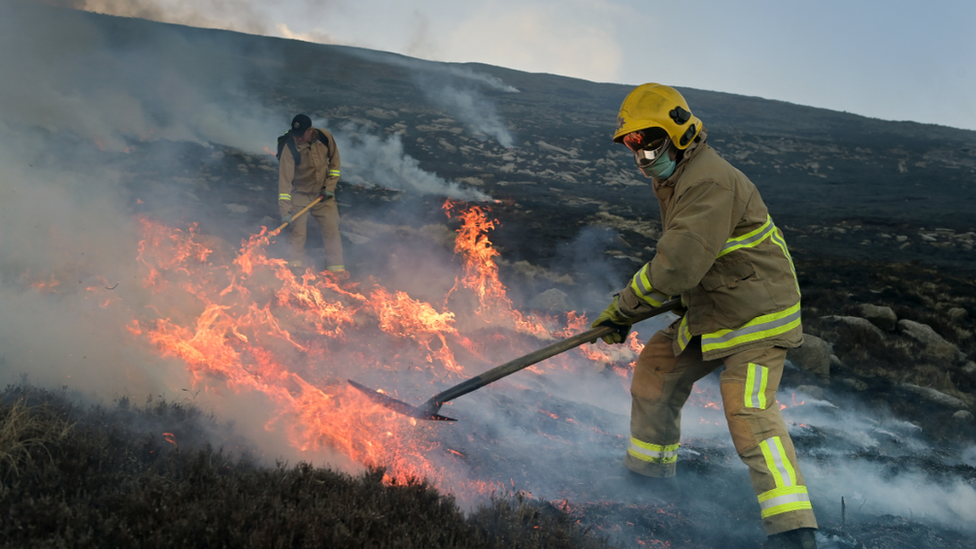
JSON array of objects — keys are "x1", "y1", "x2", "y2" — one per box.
[
  {"x1": 630, "y1": 140, "x2": 671, "y2": 172},
  {"x1": 623, "y1": 130, "x2": 670, "y2": 158}
]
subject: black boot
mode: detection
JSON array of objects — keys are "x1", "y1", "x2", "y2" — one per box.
[{"x1": 764, "y1": 528, "x2": 817, "y2": 549}]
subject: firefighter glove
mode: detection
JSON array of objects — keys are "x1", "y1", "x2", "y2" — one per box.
[
  {"x1": 320, "y1": 189, "x2": 335, "y2": 200},
  {"x1": 281, "y1": 213, "x2": 294, "y2": 225},
  {"x1": 591, "y1": 294, "x2": 634, "y2": 345}
]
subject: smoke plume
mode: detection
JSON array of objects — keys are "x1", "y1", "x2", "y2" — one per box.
[
  {"x1": 344, "y1": 47, "x2": 519, "y2": 148},
  {"x1": 336, "y1": 121, "x2": 492, "y2": 201}
]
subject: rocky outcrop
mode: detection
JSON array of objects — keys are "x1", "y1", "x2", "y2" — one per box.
[
  {"x1": 816, "y1": 303, "x2": 970, "y2": 365},
  {"x1": 819, "y1": 315, "x2": 886, "y2": 340},
  {"x1": 947, "y1": 307, "x2": 969, "y2": 321},
  {"x1": 954, "y1": 410, "x2": 975, "y2": 422},
  {"x1": 858, "y1": 304, "x2": 897, "y2": 332},
  {"x1": 897, "y1": 319, "x2": 962, "y2": 362},
  {"x1": 806, "y1": 302, "x2": 974, "y2": 410},
  {"x1": 786, "y1": 334, "x2": 832, "y2": 382},
  {"x1": 898, "y1": 383, "x2": 969, "y2": 410}
]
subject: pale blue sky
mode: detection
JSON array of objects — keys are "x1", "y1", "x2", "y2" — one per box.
[{"x1": 82, "y1": 0, "x2": 976, "y2": 131}]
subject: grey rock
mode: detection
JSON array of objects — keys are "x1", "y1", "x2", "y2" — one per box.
[
  {"x1": 786, "y1": 334, "x2": 831, "y2": 381},
  {"x1": 947, "y1": 307, "x2": 969, "y2": 321},
  {"x1": 858, "y1": 303, "x2": 898, "y2": 332},
  {"x1": 964, "y1": 361, "x2": 976, "y2": 376},
  {"x1": 898, "y1": 383, "x2": 968, "y2": 410},
  {"x1": 953, "y1": 410, "x2": 974, "y2": 422},
  {"x1": 839, "y1": 378, "x2": 869, "y2": 391},
  {"x1": 820, "y1": 315, "x2": 886, "y2": 340},
  {"x1": 897, "y1": 319, "x2": 960, "y2": 359},
  {"x1": 528, "y1": 288, "x2": 573, "y2": 312}
]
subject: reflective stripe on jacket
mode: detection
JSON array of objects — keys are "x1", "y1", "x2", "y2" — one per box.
[{"x1": 617, "y1": 129, "x2": 802, "y2": 360}]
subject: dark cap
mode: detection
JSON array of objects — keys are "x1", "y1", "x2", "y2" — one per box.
[{"x1": 290, "y1": 114, "x2": 312, "y2": 135}]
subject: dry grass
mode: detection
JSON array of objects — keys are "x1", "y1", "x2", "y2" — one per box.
[{"x1": 0, "y1": 399, "x2": 72, "y2": 486}]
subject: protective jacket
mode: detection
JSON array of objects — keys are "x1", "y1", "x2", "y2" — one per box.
[
  {"x1": 617, "y1": 129, "x2": 802, "y2": 360},
  {"x1": 277, "y1": 128, "x2": 341, "y2": 218}
]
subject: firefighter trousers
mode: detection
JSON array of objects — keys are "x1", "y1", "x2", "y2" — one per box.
[
  {"x1": 287, "y1": 192, "x2": 344, "y2": 271},
  {"x1": 626, "y1": 329, "x2": 818, "y2": 536}
]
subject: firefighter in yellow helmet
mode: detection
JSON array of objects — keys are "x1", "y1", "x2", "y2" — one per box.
[
  {"x1": 592, "y1": 84, "x2": 818, "y2": 549},
  {"x1": 277, "y1": 114, "x2": 345, "y2": 274}
]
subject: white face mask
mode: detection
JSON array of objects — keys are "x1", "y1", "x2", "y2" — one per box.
[{"x1": 635, "y1": 143, "x2": 676, "y2": 179}]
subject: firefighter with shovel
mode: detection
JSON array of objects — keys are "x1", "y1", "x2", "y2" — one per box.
[
  {"x1": 591, "y1": 84, "x2": 818, "y2": 549},
  {"x1": 277, "y1": 114, "x2": 345, "y2": 275}
]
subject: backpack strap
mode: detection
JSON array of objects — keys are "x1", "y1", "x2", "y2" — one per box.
[
  {"x1": 287, "y1": 137, "x2": 300, "y2": 166},
  {"x1": 277, "y1": 130, "x2": 330, "y2": 167},
  {"x1": 314, "y1": 129, "x2": 333, "y2": 162},
  {"x1": 276, "y1": 133, "x2": 302, "y2": 166}
]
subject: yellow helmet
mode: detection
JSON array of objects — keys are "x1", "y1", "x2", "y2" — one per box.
[{"x1": 613, "y1": 83, "x2": 702, "y2": 150}]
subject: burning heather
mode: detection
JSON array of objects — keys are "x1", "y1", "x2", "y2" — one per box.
[{"x1": 75, "y1": 198, "x2": 643, "y2": 501}]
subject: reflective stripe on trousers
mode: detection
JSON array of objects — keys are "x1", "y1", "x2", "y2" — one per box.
[
  {"x1": 744, "y1": 363, "x2": 769, "y2": 409},
  {"x1": 757, "y1": 436, "x2": 812, "y2": 518},
  {"x1": 628, "y1": 437, "x2": 679, "y2": 464}
]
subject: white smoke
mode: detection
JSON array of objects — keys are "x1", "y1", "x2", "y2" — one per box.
[
  {"x1": 441, "y1": 65, "x2": 520, "y2": 94},
  {"x1": 1, "y1": 1, "x2": 280, "y2": 154},
  {"x1": 336, "y1": 121, "x2": 492, "y2": 202},
  {"x1": 2, "y1": 1, "x2": 489, "y2": 203},
  {"x1": 350, "y1": 49, "x2": 520, "y2": 94},
  {"x1": 424, "y1": 84, "x2": 515, "y2": 148},
  {"x1": 342, "y1": 48, "x2": 519, "y2": 148},
  {"x1": 0, "y1": 117, "x2": 180, "y2": 396},
  {"x1": 410, "y1": 67, "x2": 519, "y2": 148}
]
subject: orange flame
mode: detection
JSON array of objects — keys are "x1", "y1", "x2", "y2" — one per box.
[
  {"x1": 15, "y1": 197, "x2": 677, "y2": 503},
  {"x1": 29, "y1": 274, "x2": 60, "y2": 294},
  {"x1": 444, "y1": 200, "x2": 549, "y2": 339},
  {"x1": 102, "y1": 200, "x2": 633, "y2": 498},
  {"x1": 10, "y1": 196, "x2": 702, "y2": 506}
]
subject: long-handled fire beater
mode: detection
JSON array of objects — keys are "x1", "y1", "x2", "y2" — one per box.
[
  {"x1": 349, "y1": 298, "x2": 681, "y2": 421},
  {"x1": 269, "y1": 195, "x2": 324, "y2": 236}
]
